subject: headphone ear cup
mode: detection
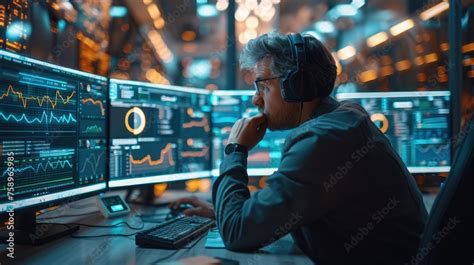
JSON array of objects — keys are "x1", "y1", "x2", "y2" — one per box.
[
  {"x1": 282, "y1": 69, "x2": 306, "y2": 102},
  {"x1": 281, "y1": 69, "x2": 295, "y2": 101}
]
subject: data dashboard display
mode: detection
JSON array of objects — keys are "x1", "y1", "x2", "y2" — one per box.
[
  {"x1": 336, "y1": 91, "x2": 451, "y2": 173},
  {"x1": 0, "y1": 50, "x2": 107, "y2": 211},
  {"x1": 108, "y1": 79, "x2": 212, "y2": 187},
  {"x1": 211, "y1": 91, "x2": 290, "y2": 176}
]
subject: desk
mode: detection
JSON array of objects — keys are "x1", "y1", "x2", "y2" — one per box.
[{"x1": 0, "y1": 191, "x2": 313, "y2": 265}]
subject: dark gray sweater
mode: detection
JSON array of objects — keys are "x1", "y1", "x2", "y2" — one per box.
[{"x1": 212, "y1": 97, "x2": 428, "y2": 265}]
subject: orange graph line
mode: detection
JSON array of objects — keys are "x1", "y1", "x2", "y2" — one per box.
[
  {"x1": 181, "y1": 146, "x2": 209, "y2": 158},
  {"x1": 248, "y1": 152, "x2": 271, "y2": 162},
  {"x1": 0, "y1": 85, "x2": 75, "y2": 109},
  {"x1": 182, "y1": 116, "x2": 210, "y2": 132},
  {"x1": 221, "y1": 126, "x2": 232, "y2": 134},
  {"x1": 129, "y1": 143, "x2": 175, "y2": 166},
  {"x1": 81, "y1": 98, "x2": 105, "y2": 116}
]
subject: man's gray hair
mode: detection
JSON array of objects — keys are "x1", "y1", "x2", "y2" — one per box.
[
  {"x1": 239, "y1": 31, "x2": 294, "y2": 76},
  {"x1": 239, "y1": 31, "x2": 337, "y2": 97}
]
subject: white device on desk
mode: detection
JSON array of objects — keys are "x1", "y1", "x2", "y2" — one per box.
[{"x1": 96, "y1": 194, "x2": 130, "y2": 218}]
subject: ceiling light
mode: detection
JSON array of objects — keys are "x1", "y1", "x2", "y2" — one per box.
[
  {"x1": 216, "y1": 0, "x2": 229, "y2": 11},
  {"x1": 337, "y1": 45, "x2": 356, "y2": 61},
  {"x1": 147, "y1": 4, "x2": 161, "y2": 19},
  {"x1": 420, "y1": 1, "x2": 449, "y2": 21},
  {"x1": 246, "y1": 16, "x2": 259, "y2": 29},
  {"x1": 366, "y1": 32, "x2": 388, "y2": 47},
  {"x1": 390, "y1": 19, "x2": 414, "y2": 36},
  {"x1": 314, "y1": 21, "x2": 335, "y2": 33},
  {"x1": 197, "y1": 4, "x2": 218, "y2": 17},
  {"x1": 235, "y1": 6, "x2": 250, "y2": 22}
]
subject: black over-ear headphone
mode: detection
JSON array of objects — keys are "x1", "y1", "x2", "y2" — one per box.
[{"x1": 280, "y1": 33, "x2": 319, "y2": 102}]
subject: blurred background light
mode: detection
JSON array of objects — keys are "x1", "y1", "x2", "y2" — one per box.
[
  {"x1": 110, "y1": 6, "x2": 128, "y2": 18},
  {"x1": 6, "y1": 21, "x2": 32, "y2": 42},
  {"x1": 328, "y1": 4, "x2": 358, "y2": 20},
  {"x1": 367, "y1": 32, "x2": 388, "y2": 47},
  {"x1": 420, "y1": 1, "x2": 450, "y2": 21},
  {"x1": 198, "y1": 4, "x2": 219, "y2": 18},
  {"x1": 314, "y1": 21, "x2": 335, "y2": 33},
  {"x1": 351, "y1": 0, "x2": 365, "y2": 9},
  {"x1": 216, "y1": 0, "x2": 229, "y2": 11},
  {"x1": 337, "y1": 45, "x2": 356, "y2": 61},
  {"x1": 390, "y1": 19, "x2": 414, "y2": 36}
]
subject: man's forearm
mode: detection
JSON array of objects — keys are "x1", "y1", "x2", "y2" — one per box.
[{"x1": 212, "y1": 152, "x2": 257, "y2": 250}]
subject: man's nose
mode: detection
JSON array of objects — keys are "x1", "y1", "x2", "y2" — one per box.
[{"x1": 252, "y1": 93, "x2": 263, "y2": 108}]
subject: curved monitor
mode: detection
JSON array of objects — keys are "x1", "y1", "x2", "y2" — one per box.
[
  {"x1": 336, "y1": 91, "x2": 451, "y2": 174},
  {"x1": 0, "y1": 50, "x2": 108, "y2": 213},
  {"x1": 108, "y1": 79, "x2": 212, "y2": 188}
]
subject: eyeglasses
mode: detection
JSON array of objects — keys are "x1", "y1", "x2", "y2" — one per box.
[{"x1": 253, "y1": 76, "x2": 282, "y2": 96}]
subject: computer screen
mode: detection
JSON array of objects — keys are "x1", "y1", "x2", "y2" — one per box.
[
  {"x1": 336, "y1": 91, "x2": 451, "y2": 173},
  {"x1": 108, "y1": 79, "x2": 212, "y2": 188},
  {"x1": 211, "y1": 90, "x2": 290, "y2": 176},
  {"x1": 0, "y1": 50, "x2": 108, "y2": 213}
]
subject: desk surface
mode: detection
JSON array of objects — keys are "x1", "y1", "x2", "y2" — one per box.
[{"x1": 0, "y1": 191, "x2": 312, "y2": 265}]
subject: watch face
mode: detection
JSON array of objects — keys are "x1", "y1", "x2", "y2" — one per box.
[{"x1": 225, "y1": 144, "x2": 235, "y2": 155}]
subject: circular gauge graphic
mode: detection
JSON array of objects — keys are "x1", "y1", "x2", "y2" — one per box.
[
  {"x1": 125, "y1": 107, "x2": 146, "y2": 135},
  {"x1": 370, "y1": 113, "x2": 389, "y2": 134}
]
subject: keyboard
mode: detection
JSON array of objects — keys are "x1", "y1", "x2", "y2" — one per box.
[{"x1": 135, "y1": 215, "x2": 215, "y2": 249}]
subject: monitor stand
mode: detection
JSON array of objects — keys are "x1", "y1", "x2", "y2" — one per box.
[
  {"x1": 125, "y1": 186, "x2": 169, "y2": 207},
  {"x1": 0, "y1": 209, "x2": 79, "y2": 245}
]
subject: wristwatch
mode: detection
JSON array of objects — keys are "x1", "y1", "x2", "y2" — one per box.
[{"x1": 225, "y1": 143, "x2": 248, "y2": 155}]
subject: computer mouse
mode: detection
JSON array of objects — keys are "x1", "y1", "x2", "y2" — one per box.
[{"x1": 169, "y1": 203, "x2": 194, "y2": 215}]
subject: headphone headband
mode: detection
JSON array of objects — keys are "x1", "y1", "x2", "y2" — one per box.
[
  {"x1": 288, "y1": 33, "x2": 306, "y2": 73},
  {"x1": 280, "y1": 33, "x2": 319, "y2": 102}
]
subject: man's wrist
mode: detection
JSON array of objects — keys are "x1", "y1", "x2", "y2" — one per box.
[{"x1": 224, "y1": 143, "x2": 248, "y2": 155}]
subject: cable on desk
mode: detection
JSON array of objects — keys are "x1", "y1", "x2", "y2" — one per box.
[
  {"x1": 52, "y1": 214, "x2": 146, "y2": 239},
  {"x1": 53, "y1": 221, "x2": 144, "y2": 230},
  {"x1": 137, "y1": 212, "x2": 168, "y2": 217},
  {"x1": 37, "y1": 210, "x2": 100, "y2": 220},
  {"x1": 70, "y1": 231, "x2": 140, "y2": 239},
  {"x1": 151, "y1": 250, "x2": 180, "y2": 264},
  {"x1": 47, "y1": 214, "x2": 145, "y2": 229}
]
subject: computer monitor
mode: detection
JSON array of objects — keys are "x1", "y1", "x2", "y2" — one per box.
[
  {"x1": 108, "y1": 79, "x2": 212, "y2": 188},
  {"x1": 0, "y1": 50, "x2": 108, "y2": 243},
  {"x1": 211, "y1": 90, "x2": 290, "y2": 176},
  {"x1": 336, "y1": 91, "x2": 451, "y2": 173}
]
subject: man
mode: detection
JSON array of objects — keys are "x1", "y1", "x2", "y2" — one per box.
[{"x1": 171, "y1": 31, "x2": 427, "y2": 264}]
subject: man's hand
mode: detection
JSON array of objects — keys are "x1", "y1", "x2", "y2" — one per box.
[
  {"x1": 228, "y1": 113, "x2": 267, "y2": 151},
  {"x1": 168, "y1": 196, "x2": 215, "y2": 219}
]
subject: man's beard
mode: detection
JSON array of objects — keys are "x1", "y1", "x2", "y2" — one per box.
[{"x1": 264, "y1": 107, "x2": 299, "y2": 131}]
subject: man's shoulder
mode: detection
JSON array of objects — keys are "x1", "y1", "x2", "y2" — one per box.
[{"x1": 283, "y1": 101, "x2": 369, "y2": 151}]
